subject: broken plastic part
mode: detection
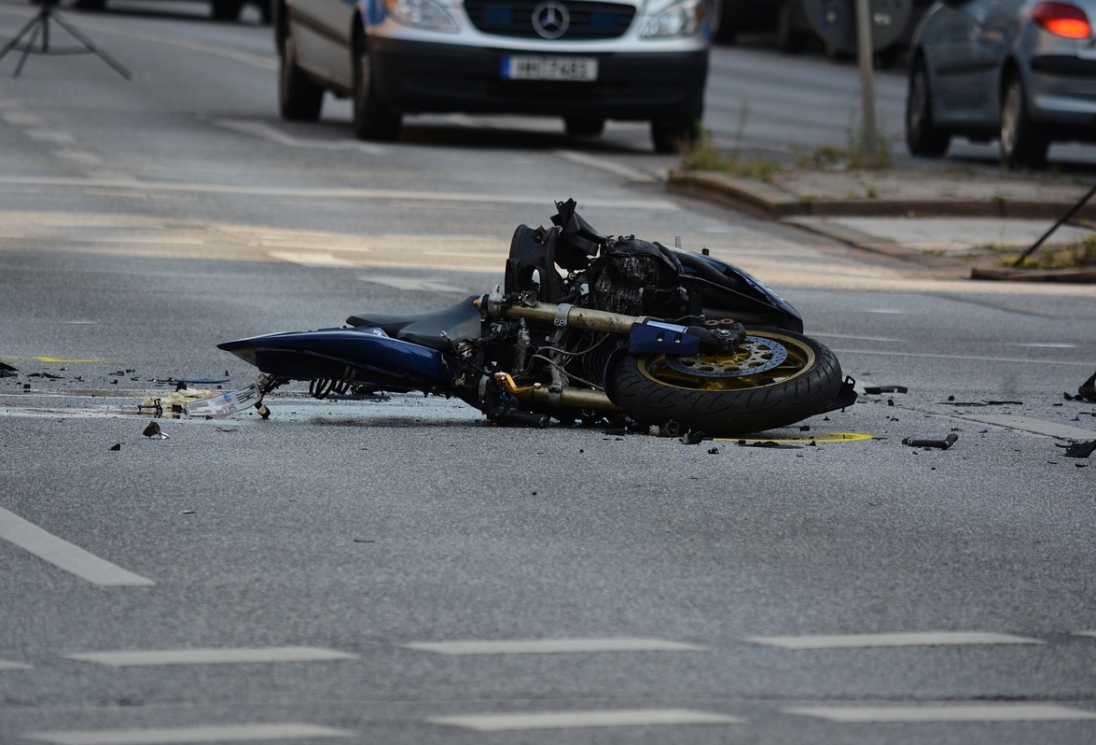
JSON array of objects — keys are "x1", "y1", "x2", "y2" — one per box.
[
  {"x1": 184, "y1": 384, "x2": 259, "y2": 418},
  {"x1": 0, "y1": 362, "x2": 17, "y2": 378},
  {"x1": 863, "y1": 385, "x2": 908, "y2": 394},
  {"x1": 902, "y1": 434, "x2": 958, "y2": 450},
  {"x1": 1058, "y1": 440, "x2": 1096, "y2": 459}
]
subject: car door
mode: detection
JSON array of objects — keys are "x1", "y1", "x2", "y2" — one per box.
[{"x1": 926, "y1": 0, "x2": 1002, "y2": 124}]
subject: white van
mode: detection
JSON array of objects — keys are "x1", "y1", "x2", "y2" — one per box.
[{"x1": 273, "y1": 0, "x2": 709, "y2": 151}]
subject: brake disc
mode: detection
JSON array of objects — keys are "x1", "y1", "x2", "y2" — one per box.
[{"x1": 664, "y1": 335, "x2": 788, "y2": 378}]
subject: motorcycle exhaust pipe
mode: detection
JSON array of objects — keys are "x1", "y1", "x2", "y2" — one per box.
[{"x1": 494, "y1": 372, "x2": 617, "y2": 412}]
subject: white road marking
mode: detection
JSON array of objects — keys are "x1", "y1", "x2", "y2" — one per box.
[
  {"x1": 0, "y1": 506, "x2": 154, "y2": 586},
  {"x1": 429, "y1": 709, "x2": 742, "y2": 730},
  {"x1": 786, "y1": 704, "x2": 1096, "y2": 723},
  {"x1": 22, "y1": 723, "x2": 353, "y2": 744},
  {"x1": 813, "y1": 332, "x2": 902, "y2": 343},
  {"x1": 25, "y1": 130, "x2": 77, "y2": 145},
  {"x1": 0, "y1": 176, "x2": 679, "y2": 210},
  {"x1": 744, "y1": 632, "x2": 1043, "y2": 649},
  {"x1": 0, "y1": 659, "x2": 32, "y2": 670},
  {"x1": 553, "y1": 149, "x2": 659, "y2": 183},
  {"x1": 1010, "y1": 342, "x2": 1076, "y2": 348},
  {"x1": 2, "y1": 111, "x2": 43, "y2": 126},
  {"x1": 359, "y1": 276, "x2": 467, "y2": 293},
  {"x1": 214, "y1": 119, "x2": 387, "y2": 155},
  {"x1": 266, "y1": 251, "x2": 356, "y2": 268},
  {"x1": 52, "y1": 151, "x2": 104, "y2": 168},
  {"x1": 405, "y1": 638, "x2": 705, "y2": 655},
  {"x1": 833, "y1": 348, "x2": 1095, "y2": 367},
  {"x1": 1074, "y1": 631, "x2": 1096, "y2": 639},
  {"x1": 64, "y1": 647, "x2": 358, "y2": 667},
  {"x1": 954, "y1": 415, "x2": 1095, "y2": 441}
]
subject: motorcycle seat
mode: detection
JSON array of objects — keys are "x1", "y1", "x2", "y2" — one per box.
[{"x1": 345, "y1": 296, "x2": 482, "y2": 352}]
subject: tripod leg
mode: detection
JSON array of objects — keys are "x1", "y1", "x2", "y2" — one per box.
[
  {"x1": 48, "y1": 14, "x2": 131, "y2": 80},
  {"x1": 13, "y1": 23, "x2": 42, "y2": 79},
  {"x1": 0, "y1": 12, "x2": 45, "y2": 64}
]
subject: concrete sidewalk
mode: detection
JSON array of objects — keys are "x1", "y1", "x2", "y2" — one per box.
[{"x1": 668, "y1": 168, "x2": 1096, "y2": 282}]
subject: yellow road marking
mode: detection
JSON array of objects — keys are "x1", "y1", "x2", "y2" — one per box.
[
  {"x1": 32, "y1": 357, "x2": 106, "y2": 364},
  {"x1": 719, "y1": 431, "x2": 875, "y2": 444}
]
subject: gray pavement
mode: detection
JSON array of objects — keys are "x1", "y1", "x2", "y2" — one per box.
[{"x1": 668, "y1": 166, "x2": 1096, "y2": 281}]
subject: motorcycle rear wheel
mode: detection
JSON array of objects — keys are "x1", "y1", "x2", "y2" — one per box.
[{"x1": 609, "y1": 327, "x2": 843, "y2": 436}]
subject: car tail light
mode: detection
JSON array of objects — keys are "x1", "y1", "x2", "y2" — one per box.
[{"x1": 1032, "y1": 2, "x2": 1092, "y2": 39}]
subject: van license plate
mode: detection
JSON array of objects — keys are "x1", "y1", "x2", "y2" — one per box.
[{"x1": 502, "y1": 56, "x2": 598, "y2": 81}]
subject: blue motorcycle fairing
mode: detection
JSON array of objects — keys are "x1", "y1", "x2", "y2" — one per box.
[
  {"x1": 217, "y1": 327, "x2": 455, "y2": 388},
  {"x1": 671, "y1": 249, "x2": 804, "y2": 332},
  {"x1": 628, "y1": 320, "x2": 701, "y2": 355}
]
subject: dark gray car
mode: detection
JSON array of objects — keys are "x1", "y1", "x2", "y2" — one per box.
[{"x1": 906, "y1": 0, "x2": 1096, "y2": 167}]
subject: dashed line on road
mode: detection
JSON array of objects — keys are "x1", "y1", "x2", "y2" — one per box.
[
  {"x1": 360, "y1": 276, "x2": 469, "y2": 294},
  {"x1": 0, "y1": 506, "x2": 154, "y2": 587},
  {"x1": 745, "y1": 632, "x2": 1044, "y2": 649},
  {"x1": 429, "y1": 709, "x2": 743, "y2": 731},
  {"x1": 832, "y1": 347, "x2": 1095, "y2": 367},
  {"x1": 552, "y1": 149, "x2": 659, "y2": 183},
  {"x1": 405, "y1": 638, "x2": 705, "y2": 655},
  {"x1": 266, "y1": 250, "x2": 357, "y2": 268},
  {"x1": 952, "y1": 415, "x2": 1096, "y2": 441},
  {"x1": 785, "y1": 704, "x2": 1096, "y2": 723},
  {"x1": 22, "y1": 723, "x2": 353, "y2": 745},
  {"x1": 0, "y1": 659, "x2": 32, "y2": 670},
  {"x1": 64, "y1": 647, "x2": 359, "y2": 667},
  {"x1": 214, "y1": 119, "x2": 387, "y2": 155}
]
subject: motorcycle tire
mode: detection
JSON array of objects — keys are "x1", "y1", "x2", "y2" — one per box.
[{"x1": 608, "y1": 327, "x2": 844, "y2": 436}]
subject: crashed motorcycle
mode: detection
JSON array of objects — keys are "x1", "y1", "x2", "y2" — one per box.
[{"x1": 218, "y1": 200, "x2": 855, "y2": 436}]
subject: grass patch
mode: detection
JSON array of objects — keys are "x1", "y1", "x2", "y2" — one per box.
[
  {"x1": 679, "y1": 129, "x2": 778, "y2": 183},
  {"x1": 1004, "y1": 234, "x2": 1096, "y2": 269}
]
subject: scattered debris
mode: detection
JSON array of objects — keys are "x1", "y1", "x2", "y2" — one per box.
[
  {"x1": 863, "y1": 385, "x2": 908, "y2": 394},
  {"x1": 142, "y1": 421, "x2": 169, "y2": 439},
  {"x1": 1058, "y1": 440, "x2": 1096, "y2": 459},
  {"x1": 707, "y1": 447, "x2": 719, "y2": 455},
  {"x1": 1075, "y1": 370, "x2": 1096, "y2": 402},
  {"x1": 109, "y1": 443, "x2": 121, "y2": 452},
  {"x1": 902, "y1": 434, "x2": 959, "y2": 451},
  {"x1": 0, "y1": 362, "x2": 17, "y2": 377},
  {"x1": 28, "y1": 372, "x2": 64, "y2": 380},
  {"x1": 680, "y1": 430, "x2": 705, "y2": 445},
  {"x1": 181, "y1": 510, "x2": 195, "y2": 515}
]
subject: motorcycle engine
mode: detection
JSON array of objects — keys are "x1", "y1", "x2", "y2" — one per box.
[{"x1": 588, "y1": 237, "x2": 687, "y2": 319}]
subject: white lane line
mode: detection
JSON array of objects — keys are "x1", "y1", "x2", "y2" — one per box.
[
  {"x1": 52, "y1": 151, "x2": 104, "y2": 168},
  {"x1": 0, "y1": 176, "x2": 679, "y2": 210},
  {"x1": 0, "y1": 659, "x2": 32, "y2": 670},
  {"x1": 266, "y1": 251, "x2": 356, "y2": 268},
  {"x1": 359, "y1": 276, "x2": 467, "y2": 293},
  {"x1": 0, "y1": 506, "x2": 154, "y2": 586},
  {"x1": 553, "y1": 149, "x2": 659, "y2": 183},
  {"x1": 24, "y1": 130, "x2": 77, "y2": 145},
  {"x1": 1073, "y1": 631, "x2": 1096, "y2": 639},
  {"x1": 429, "y1": 709, "x2": 743, "y2": 731},
  {"x1": 744, "y1": 632, "x2": 1043, "y2": 649},
  {"x1": 1010, "y1": 342, "x2": 1076, "y2": 348},
  {"x1": 405, "y1": 638, "x2": 705, "y2": 655},
  {"x1": 22, "y1": 723, "x2": 353, "y2": 745},
  {"x1": 64, "y1": 647, "x2": 358, "y2": 667},
  {"x1": 832, "y1": 348, "x2": 1095, "y2": 367},
  {"x1": 953, "y1": 415, "x2": 1094, "y2": 441},
  {"x1": 2, "y1": 111, "x2": 43, "y2": 126},
  {"x1": 214, "y1": 119, "x2": 386, "y2": 155},
  {"x1": 786, "y1": 704, "x2": 1096, "y2": 723}
]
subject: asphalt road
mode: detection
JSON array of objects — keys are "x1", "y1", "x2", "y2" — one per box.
[{"x1": 1, "y1": 4, "x2": 1096, "y2": 744}]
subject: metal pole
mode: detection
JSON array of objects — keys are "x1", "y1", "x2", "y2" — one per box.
[{"x1": 855, "y1": 0, "x2": 877, "y2": 161}]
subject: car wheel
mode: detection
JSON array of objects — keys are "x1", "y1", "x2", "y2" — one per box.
[
  {"x1": 279, "y1": 31, "x2": 323, "y2": 122},
  {"x1": 352, "y1": 35, "x2": 401, "y2": 141},
  {"x1": 564, "y1": 117, "x2": 605, "y2": 137},
  {"x1": 1000, "y1": 74, "x2": 1048, "y2": 169},
  {"x1": 211, "y1": 0, "x2": 243, "y2": 20},
  {"x1": 905, "y1": 58, "x2": 950, "y2": 157},
  {"x1": 651, "y1": 119, "x2": 699, "y2": 154}
]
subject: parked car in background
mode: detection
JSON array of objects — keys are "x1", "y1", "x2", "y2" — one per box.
[
  {"x1": 709, "y1": 0, "x2": 779, "y2": 42},
  {"x1": 273, "y1": 0, "x2": 709, "y2": 152},
  {"x1": 907, "y1": 0, "x2": 1096, "y2": 167}
]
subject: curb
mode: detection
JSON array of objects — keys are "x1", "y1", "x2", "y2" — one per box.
[
  {"x1": 667, "y1": 170, "x2": 1096, "y2": 282},
  {"x1": 666, "y1": 170, "x2": 1096, "y2": 221}
]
